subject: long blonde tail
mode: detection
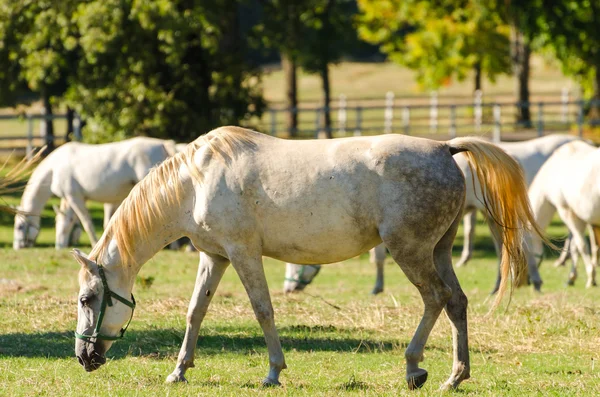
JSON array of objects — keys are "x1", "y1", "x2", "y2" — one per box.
[{"x1": 448, "y1": 137, "x2": 549, "y2": 310}]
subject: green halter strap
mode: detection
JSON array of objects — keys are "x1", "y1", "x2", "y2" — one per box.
[{"x1": 75, "y1": 264, "x2": 136, "y2": 343}]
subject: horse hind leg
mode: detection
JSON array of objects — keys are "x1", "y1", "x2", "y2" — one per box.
[
  {"x1": 381, "y1": 231, "x2": 452, "y2": 390},
  {"x1": 456, "y1": 210, "x2": 476, "y2": 267},
  {"x1": 433, "y1": 211, "x2": 471, "y2": 390},
  {"x1": 557, "y1": 207, "x2": 596, "y2": 288}
]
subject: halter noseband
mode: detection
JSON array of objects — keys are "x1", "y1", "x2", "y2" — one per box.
[
  {"x1": 285, "y1": 264, "x2": 322, "y2": 286},
  {"x1": 75, "y1": 264, "x2": 136, "y2": 342}
]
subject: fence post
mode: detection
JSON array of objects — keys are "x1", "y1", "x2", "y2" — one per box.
[
  {"x1": 578, "y1": 99, "x2": 584, "y2": 137},
  {"x1": 315, "y1": 108, "x2": 322, "y2": 138},
  {"x1": 384, "y1": 91, "x2": 394, "y2": 134},
  {"x1": 561, "y1": 87, "x2": 569, "y2": 124},
  {"x1": 270, "y1": 108, "x2": 277, "y2": 136},
  {"x1": 354, "y1": 106, "x2": 362, "y2": 136},
  {"x1": 493, "y1": 104, "x2": 502, "y2": 143},
  {"x1": 449, "y1": 105, "x2": 457, "y2": 139},
  {"x1": 402, "y1": 106, "x2": 410, "y2": 135},
  {"x1": 430, "y1": 91, "x2": 438, "y2": 134},
  {"x1": 338, "y1": 94, "x2": 347, "y2": 135},
  {"x1": 73, "y1": 114, "x2": 82, "y2": 141},
  {"x1": 537, "y1": 102, "x2": 544, "y2": 136},
  {"x1": 26, "y1": 115, "x2": 34, "y2": 160},
  {"x1": 474, "y1": 89, "x2": 482, "y2": 133}
]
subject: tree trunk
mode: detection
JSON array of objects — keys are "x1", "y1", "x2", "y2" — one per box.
[
  {"x1": 474, "y1": 61, "x2": 482, "y2": 92},
  {"x1": 282, "y1": 53, "x2": 298, "y2": 138},
  {"x1": 65, "y1": 106, "x2": 74, "y2": 142},
  {"x1": 591, "y1": 65, "x2": 600, "y2": 120},
  {"x1": 41, "y1": 90, "x2": 54, "y2": 153},
  {"x1": 320, "y1": 62, "x2": 332, "y2": 139},
  {"x1": 510, "y1": 25, "x2": 531, "y2": 127}
]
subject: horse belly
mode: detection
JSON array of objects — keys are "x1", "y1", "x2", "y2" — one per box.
[{"x1": 260, "y1": 205, "x2": 380, "y2": 264}]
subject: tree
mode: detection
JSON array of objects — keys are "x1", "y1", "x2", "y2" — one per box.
[
  {"x1": 0, "y1": 0, "x2": 79, "y2": 150},
  {"x1": 535, "y1": 1, "x2": 600, "y2": 117},
  {"x1": 62, "y1": 0, "x2": 264, "y2": 143},
  {"x1": 357, "y1": 0, "x2": 511, "y2": 93}
]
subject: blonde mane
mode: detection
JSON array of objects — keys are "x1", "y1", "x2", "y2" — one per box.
[{"x1": 89, "y1": 126, "x2": 259, "y2": 268}]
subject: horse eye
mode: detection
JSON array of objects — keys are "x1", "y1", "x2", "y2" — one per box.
[{"x1": 80, "y1": 297, "x2": 90, "y2": 306}]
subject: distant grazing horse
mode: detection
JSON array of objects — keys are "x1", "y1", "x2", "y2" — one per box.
[
  {"x1": 525, "y1": 140, "x2": 599, "y2": 288},
  {"x1": 13, "y1": 137, "x2": 176, "y2": 249},
  {"x1": 284, "y1": 134, "x2": 579, "y2": 294},
  {"x1": 72, "y1": 127, "x2": 545, "y2": 390}
]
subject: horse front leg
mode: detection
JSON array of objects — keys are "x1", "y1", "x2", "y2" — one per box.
[
  {"x1": 229, "y1": 248, "x2": 286, "y2": 386},
  {"x1": 65, "y1": 193, "x2": 98, "y2": 246},
  {"x1": 166, "y1": 252, "x2": 230, "y2": 383},
  {"x1": 370, "y1": 243, "x2": 386, "y2": 295}
]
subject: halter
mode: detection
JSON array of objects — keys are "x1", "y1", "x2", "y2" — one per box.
[
  {"x1": 75, "y1": 264, "x2": 136, "y2": 342},
  {"x1": 285, "y1": 264, "x2": 321, "y2": 286}
]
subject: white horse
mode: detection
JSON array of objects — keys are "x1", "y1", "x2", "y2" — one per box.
[
  {"x1": 525, "y1": 140, "x2": 599, "y2": 288},
  {"x1": 13, "y1": 137, "x2": 176, "y2": 250},
  {"x1": 456, "y1": 134, "x2": 581, "y2": 268},
  {"x1": 285, "y1": 134, "x2": 580, "y2": 294},
  {"x1": 73, "y1": 127, "x2": 545, "y2": 390}
]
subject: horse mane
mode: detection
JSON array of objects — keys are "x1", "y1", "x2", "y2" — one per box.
[{"x1": 89, "y1": 126, "x2": 259, "y2": 268}]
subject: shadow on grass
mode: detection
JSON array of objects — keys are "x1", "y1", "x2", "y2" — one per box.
[{"x1": 0, "y1": 324, "x2": 494, "y2": 360}]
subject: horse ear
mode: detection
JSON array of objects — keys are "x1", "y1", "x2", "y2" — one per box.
[{"x1": 71, "y1": 249, "x2": 97, "y2": 272}]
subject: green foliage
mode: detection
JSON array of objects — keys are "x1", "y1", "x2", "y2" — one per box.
[
  {"x1": 357, "y1": 0, "x2": 511, "y2": 90},
  {"x1": 535, "y1": 1, "x2": 600, "y2": 99},
  {"x1": 65, "y1": 0, "x2": 264, "y2": 143}
]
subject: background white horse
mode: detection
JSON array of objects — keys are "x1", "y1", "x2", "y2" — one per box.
[
  {"x1": 73, "y1": 127, "x2": 546, "y2": 391},
  {"x1": 525, "y1": 140, "x2": 599, "y2": 288},
  {"x1": 284, "y1": 134, "x2": 580, "y2": 294},
  {"x1": 13, "y1": 137, "x2": 176, "y2": 249}
]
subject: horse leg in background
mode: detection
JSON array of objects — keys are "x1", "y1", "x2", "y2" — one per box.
[
  {"x1": 553, "y1": 234, "x2": 572, "y2": 267},
  {"x1": 557, "y1": 207, "x2": 596, "y2": 288},
  {"x1": 103, "y1": 202, "x2": 120, "y2": 229},
  {"x1": 591, "y1": 225, "x2": 600, "y2": 267},
  {"x1": 434, "y1": 212, "x2": 470, "y2": 390},
  {"x1": 370, "y1": 243, "x2": 386, "y2": 294},
  {"x1": 567, "y1": 235, "x2": 579, "y2": 285},
  {"x1": 228, "y1": 247, "x2": 286, "y2": 386},
  {"x1": 65, "y1": 193, "x2": 98, "y2": 246},
  {"x1": 455, "y1": 210, "x2": 476, "y2": 267},
  {"x1": 381, "y1": 232, "x2": 452, "y2": 390},
  {"x1": 167, "y1": 252, "x2": 230, "y2": 383}
]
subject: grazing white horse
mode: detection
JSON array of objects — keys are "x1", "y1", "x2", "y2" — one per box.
[
  {"x1": 73, "y1": 127, "x2": 545, "y2": 391},
  {"x1": 285, "y1": 134, "x2": 580, "y2": 294},
  {"x1": 13, "y1": 137, "x2": 176, "y2": 250},
  {"x1": 525, "y1": 140, "x2": 599, "y2": 288}
]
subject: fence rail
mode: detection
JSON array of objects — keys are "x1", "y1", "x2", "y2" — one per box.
[
  {"x1": 260, "y1": 90, "x2": 600, "y2": 140},
  {"x1": 1, "y1": 90, "x2": 599, "y2": 158}
]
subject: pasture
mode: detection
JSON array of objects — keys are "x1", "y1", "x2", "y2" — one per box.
[{"x1": 0, "y1": 195, "x2": 599, "y2": 396}]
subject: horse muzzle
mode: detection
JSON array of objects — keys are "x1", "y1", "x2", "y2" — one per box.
[{"x1": 76, "y1": 342, "x2": 106, "y2": 372}]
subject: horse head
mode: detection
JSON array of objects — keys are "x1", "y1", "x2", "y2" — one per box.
[{"x1": 73, "y1": 249, "x2": 136, "y2": 372}]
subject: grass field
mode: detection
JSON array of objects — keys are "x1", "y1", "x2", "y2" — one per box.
[{"x1": 1, "y1": 190, "x2": 599, "y2": 396}]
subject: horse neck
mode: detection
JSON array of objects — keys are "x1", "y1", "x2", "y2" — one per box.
[
  {"x1": 102, "y1": 195, "x2": 193, "y2": 285},
  {"x1": 20, "y1": 160, "x2": 53, "y2": 216}
]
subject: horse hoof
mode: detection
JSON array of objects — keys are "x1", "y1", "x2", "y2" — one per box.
[
  {"x1": 566, "y1": 279, "x2": 575, "y2": 287},
  {"x1": 262, "y1": 378, "x2": 281, "y2": 387},
  {"x1": 371, "y1": 288, "x2": 383, "y2": 295},
  {"x1": 533, "y1": 282, "x2": 542, "y2": 292},
  {"x1": 406, "y1": 369, "x2": 428, "y2": 390},
  {"x1": 166, "y1": 373, "x2": 188, "y2": 383}
]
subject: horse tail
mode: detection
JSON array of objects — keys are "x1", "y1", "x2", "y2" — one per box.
[{"x1": 448, "y1": 137, "x2": 551, "y2": 310}]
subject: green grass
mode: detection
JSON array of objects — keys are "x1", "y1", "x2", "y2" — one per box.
[{"x1": 1, "y1": 196, "x2": 599, "y2": 396}]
